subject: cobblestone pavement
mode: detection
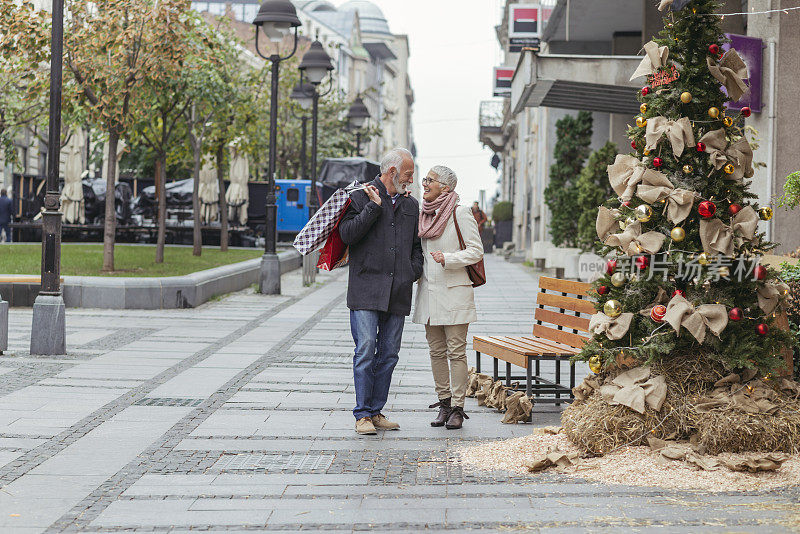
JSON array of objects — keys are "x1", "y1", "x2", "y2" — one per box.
[{"x1": 1, "y1": 255, "x2": 799, "y2": 532}]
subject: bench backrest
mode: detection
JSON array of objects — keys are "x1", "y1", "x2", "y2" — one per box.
[{"x1": 533, "y1": 277, "x2": 594, "y2": 348}]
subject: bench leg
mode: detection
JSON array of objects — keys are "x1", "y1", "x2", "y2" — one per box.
[
  {"x1": 555, "y1": 357, "x2": 562, "y2": 406},
  {"x1": 526, "y1": 356, "x2": 532, "y2": 398},
  {"x1": 493, "y1": 357, "x2": 498, "y2": 382},
  {"x1": 526, "y1": 356, "x2": 533, "y2": 423},
  {"x1": 569, "y1": 360, "x2": 576, "y2": 398},
  {"x1": 505, "y1": 362, "x2": 512, "y2": 388},
  {"x1": 475, "y1": 351, "x2": 481, "y2": 373},
  {"x1": 535, "y1": 359, "x2": 540, "y2": 380}
]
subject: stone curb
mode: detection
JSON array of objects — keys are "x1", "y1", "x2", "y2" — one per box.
[{"x1": 1, "y1": 249, "x2": 302, "y2": 309}]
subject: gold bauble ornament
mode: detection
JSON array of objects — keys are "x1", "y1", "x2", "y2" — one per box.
[
  {"x1": 682, "y1": 164, "x2": 693, "y2": 174},
  {"x1": 611, "y1": 272, "x2": 626, "y2": 287},
  {"x1": 670, "y1": 227, "x2": 686, "y2": 242},
  {"x1": 619, "y1": 216, "x2": 636, "y2": 230},
  {"x1": 604, "y1": 300, "x2": 623, "y2": 318},
  {"x1": 588, "y1": 355, "x2": 602, "y2": 374},
  {"x1": 643, "y1": 148, "x2": 650, "y2": 156},
  {"x1": 636, "y1": 116, "x2": 647, "y2": 128},
  {"x1": 698, "y1": 252, "x2": 713, "y2": 265},
  {"x1": 759, "y1": 206, "x2": 773, "y2": 221},
  {"x1": 680, "y1": 91, "x2": 693, "y2": 103},
  {"x1": 723, "y1": 116, "x2": 734, "y2": 127},
  {"x1": 708, "y1": 107, "x2": 720, "y2": 119},
  {"x1": 718, "y1": 266, "x2": 730, "y2": 278},
  {"x1": 635, "y1": 204, "x2": 653, "y2": 222},
  {"x1": 640, "y1": 103, "x2": 648, "y2": 114},
  {"x1": 723, "y1": 163, "x2": 735, "y2": 174}
]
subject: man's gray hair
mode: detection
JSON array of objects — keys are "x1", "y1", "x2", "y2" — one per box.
[
  {"x1": 380, "y1": 147, "x2": 413, "y2": 175},
  {"x1": 430, "y1": 165, "x2": 457, "y2": 191}
]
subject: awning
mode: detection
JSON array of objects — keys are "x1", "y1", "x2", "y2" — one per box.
[{"x1": 511, "y1": 50, "x2": 642, "y2": 115}]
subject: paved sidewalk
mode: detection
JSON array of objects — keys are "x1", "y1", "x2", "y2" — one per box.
[{"x1": 0, "y1": 255, "x2": 798, "y2": 532}]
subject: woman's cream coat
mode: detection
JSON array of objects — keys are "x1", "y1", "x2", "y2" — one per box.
[{"x1": 412, "y1": 205, "x2": 484, "y2": 326}]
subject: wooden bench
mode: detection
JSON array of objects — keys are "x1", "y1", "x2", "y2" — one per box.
[{"x1": 473, "y1": 276, "x2": 593, "y2": 406}]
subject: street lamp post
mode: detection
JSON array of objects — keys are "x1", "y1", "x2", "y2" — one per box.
[
  {"x1": 298, "y1": 41, "x2": 333, "y2": 217},
  {"x1": 289, "y1": 81, "x2": 314, "y2": 180},
  {"x1": 252, "y1": 0, "x2": 300, "y2": 295},
  {"x1": 346, "y1": 97, "x2": 370, "y2": 158},
  {"x1": 31, "y1": 0, "x2": 66, "y2": 355}
]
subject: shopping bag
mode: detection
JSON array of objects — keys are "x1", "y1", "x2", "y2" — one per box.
[
  {"x1": 293, "y1": 185, "x2": 353, "y2": 255},
  {"x1": 317, "y1": 199, "x2": 351, "y2": 271}
]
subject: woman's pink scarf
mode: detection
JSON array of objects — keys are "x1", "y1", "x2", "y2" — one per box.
[{"x1": 418, "y1": 191, "x2": 459, "y2": 239}]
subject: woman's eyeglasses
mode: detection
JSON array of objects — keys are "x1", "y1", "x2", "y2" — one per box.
[{"x1": 421, "y1": 177, "x2": 444, "y2": 186}]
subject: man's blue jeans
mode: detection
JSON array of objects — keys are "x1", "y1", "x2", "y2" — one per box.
[{"x1": 350, "y1": 310, "x2": 405, "y2": 420}]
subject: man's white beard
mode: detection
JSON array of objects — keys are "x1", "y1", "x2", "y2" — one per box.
[{"x1": 392, "y1": 174, "x2": 407, "y2": 194}]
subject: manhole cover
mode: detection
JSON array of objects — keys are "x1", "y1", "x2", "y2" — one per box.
[{"x1": 212, "y1": 453, "x2": 335, "y2": 471}]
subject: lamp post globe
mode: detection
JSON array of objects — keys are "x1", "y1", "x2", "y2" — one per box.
[
  {"x1": 347, "y1": 97, "x2": 370, "y2": 129},
  {"x1": 253, "y1": 0, "x2": 301, "y2": 41},
  {"x1": 251, "y1": 0, "x2": 300, "y2": 295},
  {"x1": 347, "y1": 97, "x2": 370, "y2": 156},
  {"x1": 299, "y1": 40, "x2": 334, "y2": 85},
  {"x1": 290, "y1": 81, "x2": 315, "y2": 111}
]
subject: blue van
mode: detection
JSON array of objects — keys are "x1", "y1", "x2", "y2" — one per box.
[{"x1": 275, "y1": 179, "x2": 312, "y2": 234}]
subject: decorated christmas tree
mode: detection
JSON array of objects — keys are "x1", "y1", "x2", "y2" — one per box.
[{"x1": 565, "y1": 0, "x2": 799, "y2": 456}]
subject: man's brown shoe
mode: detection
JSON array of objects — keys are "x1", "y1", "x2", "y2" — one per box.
[
  {"x1": 356, "y1": 417, "x2": 377, "y2": 435},
  {"x1": 371, "y1": 413, "x2": 400, "y2": 430}
]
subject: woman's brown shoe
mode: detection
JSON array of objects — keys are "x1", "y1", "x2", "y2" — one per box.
[
  {"x1": 445, "y1": 406, "x2": 469, "y2": 429},
  {"x1": 429, "y1": 398, "x2": 451, "y2": 427}
]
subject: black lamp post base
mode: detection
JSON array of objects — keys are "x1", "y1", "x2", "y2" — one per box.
[
  {"x1": 30, "y1": 294, "x2": 66, "y2": 355},
  {"x1": 259, "y1": 253, "x2": 282, "y2": 295}
]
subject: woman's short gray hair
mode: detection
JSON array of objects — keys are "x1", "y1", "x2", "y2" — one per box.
[
  {"x1": 430, "y1": 165, "x2": 457, "y2": 190},
  {"x1": 380, "y1": 147, "x2": 413, "y2": 174}
]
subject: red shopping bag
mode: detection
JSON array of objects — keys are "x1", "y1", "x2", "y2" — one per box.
[{"x1": 316, "y1": 199, "x2": 351, "y2": 271}]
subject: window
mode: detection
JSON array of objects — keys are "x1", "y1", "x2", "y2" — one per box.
[{"x1": 286, "y1": 188, "x2": 300, "y2": 202}]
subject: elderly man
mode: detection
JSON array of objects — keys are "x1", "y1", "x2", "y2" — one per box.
[{"x1": 339, "y1": 147, "x2": 423, "y2": 435}]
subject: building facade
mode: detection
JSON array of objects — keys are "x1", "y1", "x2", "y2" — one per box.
[
  {"x1": 480, "y1": 0, "x2": 799, "y2": 265},
  {"x1": 2, "y1": 0, "x2": 414, "y2": 193}
]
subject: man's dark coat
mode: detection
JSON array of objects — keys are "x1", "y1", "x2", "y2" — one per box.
[{"x1": 339, "y1": 177, "x2": 423, "y2": 316}]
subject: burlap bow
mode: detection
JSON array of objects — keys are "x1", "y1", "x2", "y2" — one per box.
[
  {"x1": 604, "y1": 220, "x2": 666, "y2": 256},
  {"x1": 664, "y1": 295, "x2": 728, "y2": 344},
  {"x1": 757, "y1": 281, "x2": 790, "y2": 315},
  {"x1": 637, "y1": 181, "x2": 696, "y2": 224},
  {"x1": 630, "y1": 41, "x2": 670, "y2": 81},
  {"x1": 607, "y1": 154, "x2": 670, "y2": 202},
  {"x1": 699, "y1": 205, "x2": 759, "y2": 256},
  {"x1": 588, "y1": 312, "x2": 634, "y2": 340},
  {"x1": 645, "y1": 116, "x2": 695, "y2": 157},
  {"x1": 595, "y1": 206, "x2": 622, "y2": 241},
  {"x1": 707, "y1": 48, "x2": 749, "y2": 102},
  {"x1": 699, "y1": 129, "x2": 754, "y2": 182},
  {"x1": 598, "y1": 366, "x2": 667, "y2": 414},
  {"x1": 658, "y1": 0, "x2": 692, "y2": 11}
]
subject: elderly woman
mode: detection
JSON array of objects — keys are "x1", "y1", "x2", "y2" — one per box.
[{"x1": 413, "y1": 165, "x2": 483, "y2": 429}]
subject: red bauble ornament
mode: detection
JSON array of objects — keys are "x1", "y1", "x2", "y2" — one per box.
[
  {"x1": 741, "y1": 107, "x2": 752, "y2": 118},
  {"x1": 697, "y1": 142, "x2": 706, "y2": 152},
  {"x1": 756, "y1": 323, "x2": 769, "y2": 336},
  {"x1": 651, "y1": 304, "x2": 667, "y2": 323},
  {"x1": 597, "y1": 285, "x2": 610, "y2": 296},
  {"x1": 652, "y1": 157, "x2": 663, "y2": 168},
  {"x1": 709, "y1": 44, "x2": 720, "y2": 56},
  {"x1": 622, "y1": 201, "x2": 631, "y2": 207},
  {"x1": 728, "y1": 203, "x2": 742, "y2": 215},
  {"x1": 641, "y1": 86, "x2": 650, "y2": 96},
  {"x1": 672, "y1": 289, "x2": 686, "y2": 298},
  {"x1": 754, "y1": 265, "x2": 767, "y2": 280},
  {"x1": 728, "y1": 307, "x2": 743, "y2": 321},
  {"x1": 698, "y1": 200, "x2": 717, "y2": 219},
  {"x1": 635, "y1": 255, "x2": 650, "y2": 270},
  {"x1": 606, "y1": 259, "x2": 617, "y2": 275},
  {"x1": 631, "y1": 140, "x2": 638, "y2": 150}
]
